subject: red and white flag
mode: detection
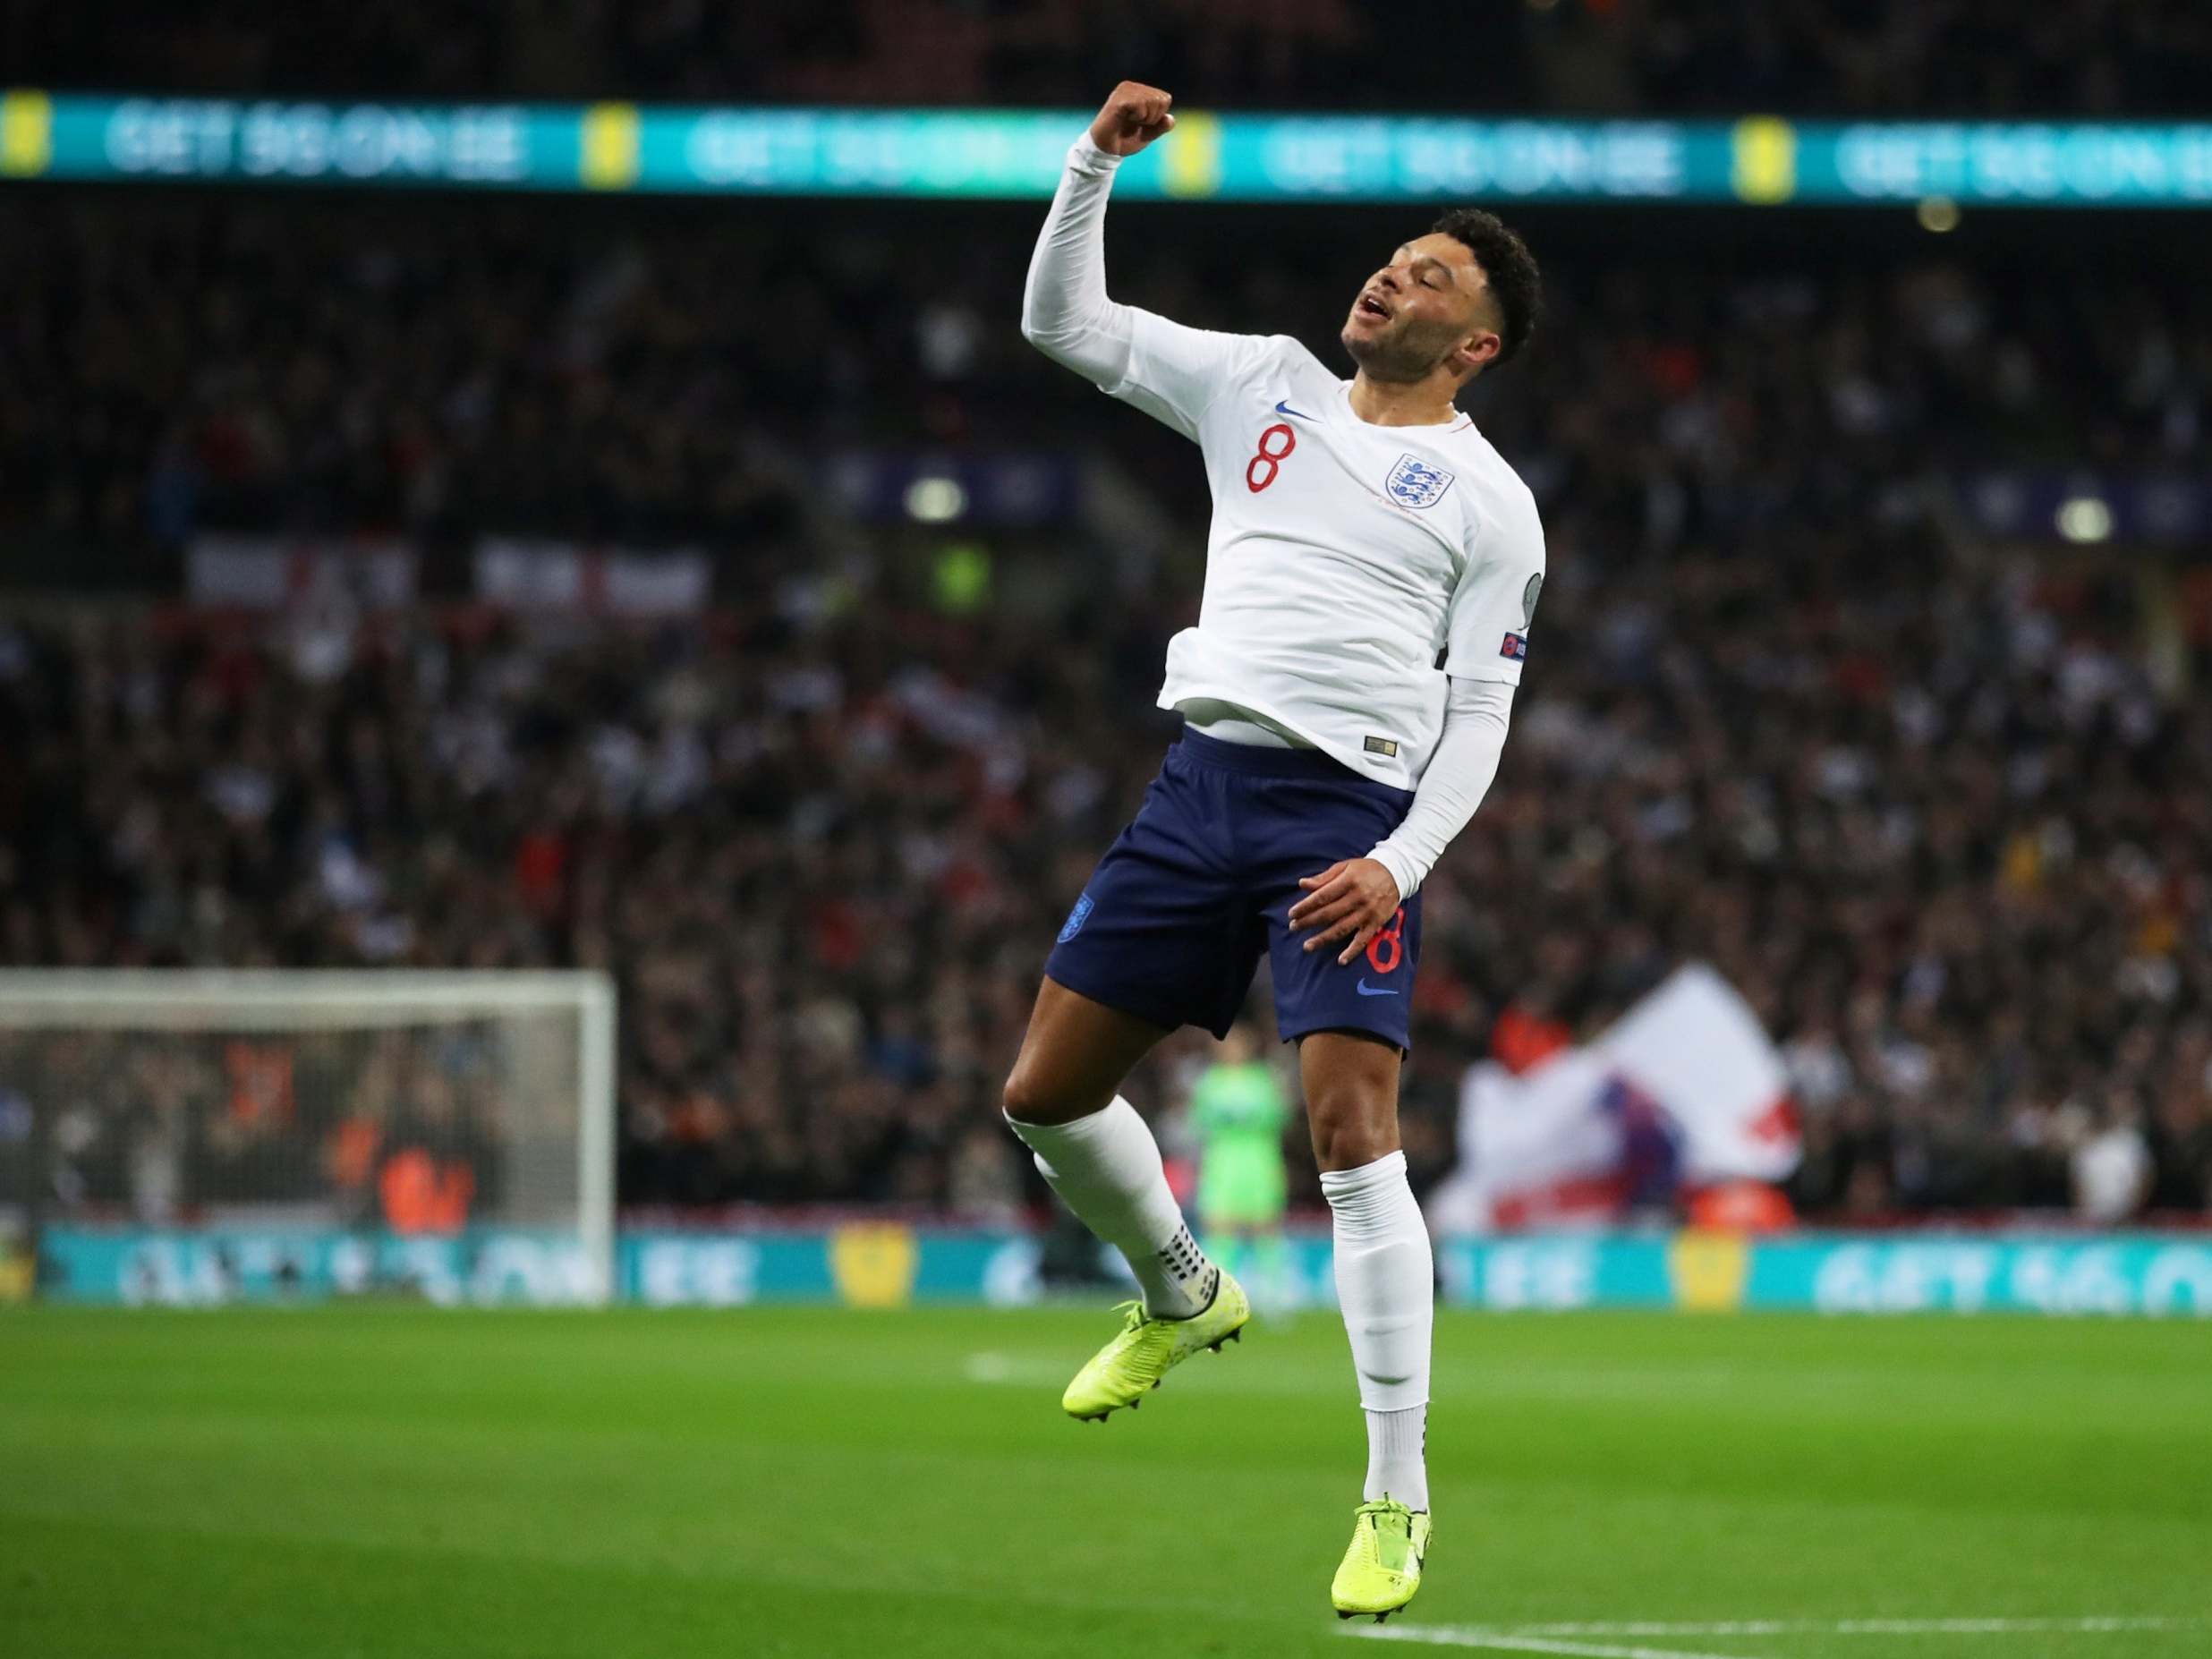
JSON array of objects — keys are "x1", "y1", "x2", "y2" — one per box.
[
  {"x1": 1429, "y1": 965, "x2": 1799, "y2": 1232},
  {"x1": 1597, "y1": 964, "x2": 1799, "y2": 1185}
]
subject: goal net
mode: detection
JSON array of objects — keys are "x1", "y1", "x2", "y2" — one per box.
[{"x1": 0, "y1": 971, "x2": 616, "y2": 1306}]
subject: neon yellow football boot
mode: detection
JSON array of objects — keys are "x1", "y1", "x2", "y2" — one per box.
[
  {"x1": 1331, "y1": 1498, "x2": 1431, "y2": 1622},
  {"x1": 1061, "y1": 1271, "x2": 1249, "y2": 1422}
]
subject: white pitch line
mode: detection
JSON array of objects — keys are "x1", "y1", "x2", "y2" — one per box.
[
  {"x1": 1511, "y1": 1618, "x2": 2198, "y2": 1639},
  {"x1": 1351, "y1": 1630, "x2": 1757, "y2": 1659},
  {"x1": 960, "y1": 1352, "x2": 1069, "y2": 1385},
  {"x1": 1347, "y1": 1614, "x2": 2199, "y2": 1655}
]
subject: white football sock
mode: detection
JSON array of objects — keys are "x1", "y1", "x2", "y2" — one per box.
[
  {"x1": 1008, "y1": 1096, "x2": 1219, "y2": 1319},
  {"x1": 1365, "y1": 1405, "x2": 1428, "y2": 1512},
  {"x1": 1320, "y1": 1149, "x2": 1433, "y2": 1510}
]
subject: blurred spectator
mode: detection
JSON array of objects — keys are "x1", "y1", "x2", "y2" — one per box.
[
  {"x1": 946, "y1": 1125, "x2": 1025, "y2": 1228},
  {"x1": 2072, "y1": 1093, "x2": 2154, "y2": 1223}
]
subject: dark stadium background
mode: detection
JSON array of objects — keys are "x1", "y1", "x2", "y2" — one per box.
[
  {"x1": 7, "y1": 137, "x2": 2211, "y2": 1225},
  {"x1": 4, "y1": 10, "x2": 2212, "y2": 1659}
]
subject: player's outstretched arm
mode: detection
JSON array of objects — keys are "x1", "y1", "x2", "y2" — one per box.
[
  {"x1": 1021, "y1": 83, "x2": 1268, "y2": 442},
  {"x1": 1018, "y1": 82, "x2": 1175, "y2": 387}
]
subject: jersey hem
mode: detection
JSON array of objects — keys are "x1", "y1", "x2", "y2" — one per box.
[{"x1": 1162, "y1": 685, "x2": 1419, "y2": 790}]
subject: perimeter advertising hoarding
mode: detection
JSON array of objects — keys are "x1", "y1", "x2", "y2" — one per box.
[
  {"x1": 9, "y1": 94, "x2": 2212, "y2": 206},
  {"x1": 34, "y1": 1227, "x2": 2212, "y2": 1315}
]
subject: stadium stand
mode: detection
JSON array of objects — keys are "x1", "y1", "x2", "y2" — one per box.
[{"x1": 4, "y1": 195, "x2": 2209, "y2": 1221}]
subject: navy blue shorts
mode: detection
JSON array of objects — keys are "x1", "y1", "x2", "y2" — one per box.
[{"x1": 1044, "y1": 728, "x2": 1423, "y2": 1050}]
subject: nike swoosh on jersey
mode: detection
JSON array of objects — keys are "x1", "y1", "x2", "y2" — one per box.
[
  {"x1": 1272, "y1": 399, "x2": 1317, "y2": 421},
  {"x1": 1355, "y1": 979, "x2": 1400, "y2": 997}
]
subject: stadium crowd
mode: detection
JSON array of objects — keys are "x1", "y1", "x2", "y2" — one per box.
[
  {"x1": 9, "y1": 196, "x2": 2212, "y2": 569},
  {"x1": 13, "y1": 0, "x2": 2212, "y2": 116},
  {"x1": 4, "y1": 196, "x2": 2212, "y2": 1226},
  {"x1": 4, "y1": 543, "x2": 2210, "y2": 1223}
]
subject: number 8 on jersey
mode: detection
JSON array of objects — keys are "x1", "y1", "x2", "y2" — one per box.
[{"x1": 1246, "y1": 422, "x2": 1296, "y2": 492}]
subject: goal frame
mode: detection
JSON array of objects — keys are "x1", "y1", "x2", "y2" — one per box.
[{"x1": 0, "y1": 969, "x2": 618, "y2": 1303}]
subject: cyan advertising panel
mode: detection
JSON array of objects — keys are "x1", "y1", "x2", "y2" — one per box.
[
  {"x1": 32, "y1": 1227, "x2": 2212, "y2": 1315},
  {"x1": 8, "y1": 94, "x2": 2212, "y2": 206}
]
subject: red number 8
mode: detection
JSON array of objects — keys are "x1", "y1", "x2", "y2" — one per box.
[
  {"x1": 1365, "y1": 907, "x2": 1406, "y2": 974},
  {"x1": 1246, "y1": 422, "x2": 1296, "y2": 493}
]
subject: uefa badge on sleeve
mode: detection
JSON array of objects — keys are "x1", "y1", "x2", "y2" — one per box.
[{"x1": 1500, "y1": 632, "x2": 1528, "y2": 662}]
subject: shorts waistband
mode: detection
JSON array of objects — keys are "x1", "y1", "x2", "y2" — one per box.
[{"x1": 1173, "y1": 726, "x2": 1411, "y2": 797}]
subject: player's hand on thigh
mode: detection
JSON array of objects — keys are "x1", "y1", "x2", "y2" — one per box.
[{"x1": 1288, "y1": 858, "x2": 1401, "y2": 966}]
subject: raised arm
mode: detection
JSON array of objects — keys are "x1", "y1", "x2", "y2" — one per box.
[
  {"x1": 1019, "y1": 81, "x2": 1175, "y2": 385},
  {"x1": 1021, "y1": 83, "x2": 1273, "y2": 441}
]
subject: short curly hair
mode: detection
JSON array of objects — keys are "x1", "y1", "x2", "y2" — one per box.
[{"x1": 1433, "y1": 208, "x2": 1542, "y2": 368}]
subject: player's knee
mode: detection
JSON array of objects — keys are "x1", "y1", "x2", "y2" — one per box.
[
  {"x1": 1000, "y1": 1065, "x2": 1076, "y2": 1127},
  {"x1": 1000, "y1": 1068, "x2": 1043, "y2": 1126},
  {"x1": 1307, "y1": 1087, "x2": 1395, "y2": 1171},
  {"x1": 1315, "y1": 1127, "x2": 1394, "y2": 1172}
]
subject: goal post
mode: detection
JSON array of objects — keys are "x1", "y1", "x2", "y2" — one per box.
[{"x1": 0, "y1": 970, "x2": 617, "y2": 1306}]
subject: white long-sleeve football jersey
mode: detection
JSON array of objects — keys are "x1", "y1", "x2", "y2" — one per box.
[{"x1": 1022, "y1": 134, "x2": 1546, "y2": 796}]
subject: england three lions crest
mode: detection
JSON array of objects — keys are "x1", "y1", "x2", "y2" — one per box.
[{"x1": 1385, "y1": 454, "x2": 1455, "y2": 510}]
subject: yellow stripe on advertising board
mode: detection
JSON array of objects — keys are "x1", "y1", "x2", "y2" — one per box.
[
  {"x1": 1731, "y1": 117, "x2": 1797, "y2": 204},
  {"x1": 580, "y1": 103, "x2": 641, "y2": 190},
  {"x1": 1670, "y1": 1229, "x2": 1751, "y2": 1312},
  {"x1": 830, "y1": 1222, "x2": 918, "y2": 1308},
  {"x1": 1161, "y1": 111, "x2": 1222, "y2": 199},
  {"x1": 1, "y1": 90, "x2": 54, "y2": 177}
]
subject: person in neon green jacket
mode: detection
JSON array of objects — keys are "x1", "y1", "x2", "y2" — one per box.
[{"x1": 1189, "y1": 1022, "x2": 1293, "y2": 1306}]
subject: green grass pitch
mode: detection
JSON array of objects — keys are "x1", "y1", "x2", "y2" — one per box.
[{"x1": 3, "y1": 1305, "x2": 2207, "y2": 1658}]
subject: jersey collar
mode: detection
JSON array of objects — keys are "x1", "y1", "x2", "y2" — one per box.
[{"x1": 1338, "y1": 381, "x2": 1472, "y2": 434}]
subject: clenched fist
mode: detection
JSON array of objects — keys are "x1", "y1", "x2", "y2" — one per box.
[{"x1": 1089, "y1": 81, "x2": 1176, "y2": 157}]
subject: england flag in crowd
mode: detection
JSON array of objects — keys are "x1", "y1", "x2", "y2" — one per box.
[{"x1": 1430, "y1": 965, "x2": 1801, "y2": 1231}]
